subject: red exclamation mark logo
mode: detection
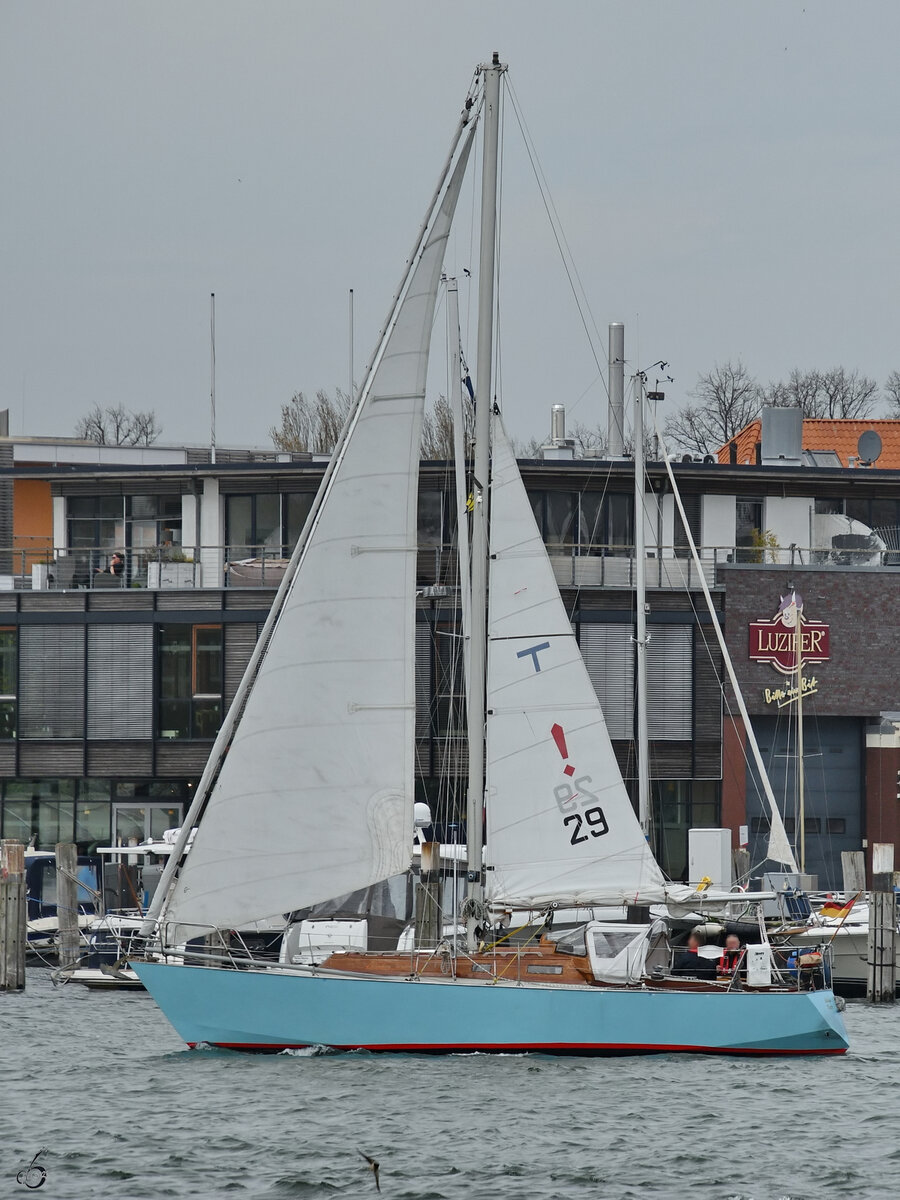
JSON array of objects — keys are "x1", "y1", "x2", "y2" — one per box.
[{"x1": 551, "y1": 723, "x2": 575, "y2": 776}]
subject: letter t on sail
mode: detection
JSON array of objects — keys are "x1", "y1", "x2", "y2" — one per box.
[{"x1": 517, "y1": 641, "x2": 551, "y2": 673}]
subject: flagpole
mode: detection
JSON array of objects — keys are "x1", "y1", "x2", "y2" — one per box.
[
  {"x1": 794, "y1": 589, "x2": 805, "y2": 875},
  {"x1": 826, "y1": 892, "x2": 862, "y2": 945}
]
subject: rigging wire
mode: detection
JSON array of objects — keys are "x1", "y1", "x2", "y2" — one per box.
[
  {"x1": 645, "y1": 400, "x2": 800, "y2": 876},
  {"x1": 504, "y1": 74, "x2": 610, "y2": 408}
]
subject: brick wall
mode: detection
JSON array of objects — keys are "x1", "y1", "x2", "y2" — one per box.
[{"x1": 720, "y1": 565, "x2": 900, "y2": 718}]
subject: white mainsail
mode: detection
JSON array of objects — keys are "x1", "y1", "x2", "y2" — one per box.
[
  {"x1": 158, "y1": 134, "x2": 474, "y2": 937},
  {"x1": 485, "y1": 417, "x2": 671, "y2": 907}
]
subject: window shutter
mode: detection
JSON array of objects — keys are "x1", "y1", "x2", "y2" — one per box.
[
  {"x1": 87, "y1": 624, "x2": 153, "y2": 738},
  {"x1": 224, "y1": 623, "x2": 259, "y2": 706},
  {"x1": 415, "y1": 621, "x2": 432, "y2": 739},
  {"x1": 647, "y1": 624, "x2": 692, "y2": 740},
  {"x1": 20, "y1": 625, "x2": 86, "y2": 739},
  {"x1": 579, "y1": 623, "x2": 634, "y2": 739}
]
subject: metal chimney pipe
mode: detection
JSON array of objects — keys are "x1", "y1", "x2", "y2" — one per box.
[
  {"x1": 550, "y1": 403, "x2": 566, "y2": 444},
  {"x1": 608, "y1": 322, "x2": 625, "y2": 456}
]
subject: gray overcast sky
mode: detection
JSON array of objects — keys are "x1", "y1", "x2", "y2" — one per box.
[{"x1": 2, "y1": 1, "x2": 899, "y2": 449}]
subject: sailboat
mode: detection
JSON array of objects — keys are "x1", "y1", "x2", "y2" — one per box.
[{"x1": 133, "y1": 57, "x2": 848, "y2": 1056}]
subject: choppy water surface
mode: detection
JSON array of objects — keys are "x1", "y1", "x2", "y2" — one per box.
[{"x1": 2, "y1": 969, "x2": 898, "y2": 1199}]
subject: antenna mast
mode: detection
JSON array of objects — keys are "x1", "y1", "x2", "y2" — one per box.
[
  {"x1": 210, "y1": 293, "x2": 216, "y2": 465},
  {"x1": 465, "y1": 53, "x2": 504, "y2": 950}
]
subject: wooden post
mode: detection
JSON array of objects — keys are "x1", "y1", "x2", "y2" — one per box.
[
  {"x1": 867, "y1": 842, "x2": 897, "y2": 1004},
  {"x1": 54, "y1": 842, "x2": 81, "y2": 973},
  {"x1": 414, "y1": 842, "x2": 442, "y2": 950},
  {"x1": 841, "y1": 850, "x2": 866, "y2": 895},
  {"x1": 1, "y1": 839, "x2": 26, "y2": 991}
]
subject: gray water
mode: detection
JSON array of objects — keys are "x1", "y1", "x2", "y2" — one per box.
[{"x1": 2, "y1": 969, "x2": 898, "y2": 1200}]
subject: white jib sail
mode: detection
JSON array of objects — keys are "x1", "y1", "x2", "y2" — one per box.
[
  {"x1": 159, "y1": 134, "x2": 473, "y2": 937},
  {"x1": 485, "y1": 417, "x2": 670, "y2": 908}
]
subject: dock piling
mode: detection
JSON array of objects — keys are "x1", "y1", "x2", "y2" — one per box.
[
  {"x1": 1, "y1": 839, "x2": 26, "y2": 991},
  {"x1": 414, "y1": 842, "x2": 442, "y2": 949},
  {"x1": 54, "y1": 842, "x2": 81, "y2": 974},
  {"x1": 867, "y1": 842, "x2": 897, "y2": 1004}
]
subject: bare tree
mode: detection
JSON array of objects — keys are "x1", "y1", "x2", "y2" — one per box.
[
  {"x1": 663, "y1": 360, "x2": 762, "y2": 455},
  {"x1": 511, "y1": 434, "x2": 545, "y2": 457},
  {"x1": 765, "y1": 367, "x2": 878, "y2": 419},
  {"x1": 420, "y1": 395, "x2": 456, "y2": 460},
  {"x1": 270, "y1": 389, "x2": 353, "y2": 453},
  {"x1": 129, "y1": 410, "x2": 162, "y2": 445},
  {"x1": 74, "y1": 403, "x2": 162, "y2": 445},
  {"x1": 885, "y1": 370, "x2": 900, "y2": 417},
  {"x1": 762, "y1": 368, "x2": 824, "y2": 416},
  {"x1": 817, "y1": 367, "x2": 878, "y2": 418},
  {"x1": 568, "y1": 421, "x2": 608, "y2": 457}
]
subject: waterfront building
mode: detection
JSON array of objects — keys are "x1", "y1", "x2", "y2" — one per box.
[{"x1": 1, "y1": 408, "x2": 899, "y2": 889}]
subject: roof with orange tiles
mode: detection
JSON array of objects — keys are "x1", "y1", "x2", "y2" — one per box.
[{"x1": 718, "y1": 418, "x2": 900, "y2": 468}]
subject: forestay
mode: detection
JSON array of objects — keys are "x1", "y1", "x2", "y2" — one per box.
[
  {"x1": 159, "y1": 134, "x2": 474, "y2": 937},
  {"x1": 485, "y1": 417, "x2": 671, "y2": 907}
]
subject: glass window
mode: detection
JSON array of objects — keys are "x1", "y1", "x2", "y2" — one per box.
[
  {"x1": 608, "y1": 495, "x2": 633, "y2": 551},
  {"x1": 545, "y1": 492, "x2": 576, "y2": 547},
  {"x1": 735, "y1": 497, "x2": 764, "y2": 563},
  {"x1": 76, "y1": 789, "x2": 111, "y2": 854},
  {"x1": 256, "y1": 494, "x2": 280, "y2": 551},
  {"x1": 417, "y1": 491, "x2": 444, "y2": 547},
  {"x1": 845, "y1": 497, "x2": 870, "y2": 524},
  {"x1": 158, "y1": 624, "x2": 222, "y2": 739},
  {"x1": 0, "y1": 628, "x2": 16, "y2": 739},
  {"x1": 2, "y1": 780, "x2": 76, "y2": 850},
  {"x1": 285, "y1": 493, "x2": 314, "y2": 549},
  {"x1": 870, "y1": 499, "x2": 900, "y2": 532},
  {"x1": 193, "y1": 626, "x2": 222, "y2": 696},
  {"x1": 150, "y1": 805, "x2": 182, "y2": 839},
  {"x1": 2, "y1": 799, "x2": 32, "y2": 843},
  {"x1": 527, "y1": 490, "x2": 544, "y2": 534},
  {"x1": 580, "y1": 493, "x2": 605, "y2": 550},
  {"x1": 814, "y1": 498, "x2": 844, "y2": 515},
  {"x1": 226, "y1": 496, "x2": 254, "y2": 559},
  {"x1": 129, "y1": 495, "x2": 157, "y2": 519},
  {"x1": 652, "y1": 779, "x2": 721, "y2": 882},
  {"x1": 225, "y1": 494, "x2": 283, "y2": 559}
]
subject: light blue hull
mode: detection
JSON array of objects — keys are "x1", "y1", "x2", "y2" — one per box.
[{"x1": 133, "y1": 962, "x2": 849, "y2": 1056}]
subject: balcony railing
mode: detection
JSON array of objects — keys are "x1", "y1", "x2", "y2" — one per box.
[{"x1": 0, "y1": 538, "x2": 894, "y2": 594}]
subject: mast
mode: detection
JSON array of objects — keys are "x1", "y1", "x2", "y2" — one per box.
[
  {"x1": 348, "y1": 288, "x2": 354, "y2": 400},
  {"x1": 210, "y1": 292, "x2": 216, "y2": 466},
  {"x1": 447, "y1": 277, "x2": 471, "y2": 686},
  {"x1": 465, "y1": 53, "x2": 504, "y2": 949},
  {"x1": 795, "y1": 591, "x2": 805, "y2": 874},
  {"x1": 633, "y1": 372, "x2": 651, "y2": 838},
  {"x1": 654, "y1": 424, "x2": 798, "y2": 872}
]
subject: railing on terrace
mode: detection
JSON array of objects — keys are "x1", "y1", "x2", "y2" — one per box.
[{"x1": 0, "y1": 539, "x2": 894, "y2": 593}]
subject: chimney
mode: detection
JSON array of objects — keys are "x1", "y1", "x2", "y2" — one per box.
[
  {"x1": 542, "y1": 403, "x2": 574, "y2": 461},
  {"x1": 760, "y1": 406, "x2": 803, "y2": 467},
  {"x1": 608, "y1": 323, "x2": 625, "y2": 456}
]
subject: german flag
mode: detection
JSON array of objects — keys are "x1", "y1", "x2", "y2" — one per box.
[{"x1": 819, "y1": 893, "x2": 860, "y2": 920}]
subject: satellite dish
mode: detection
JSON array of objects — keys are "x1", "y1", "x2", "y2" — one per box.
[
  {"x1": 857, "y1": 429, "x2": 882, "y2": 465},
  {"x1": 681, "y1": 453, "x2": 694, "y2": 463}
]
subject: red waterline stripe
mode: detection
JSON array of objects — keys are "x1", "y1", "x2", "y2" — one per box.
[{"x1": 188, "y1": 1041, "x2": 847, "y2": 1057}]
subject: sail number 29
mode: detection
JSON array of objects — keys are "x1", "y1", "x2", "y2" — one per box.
[{"x1": 554, "y1": 777, "x2": 609, "y2": 845}]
